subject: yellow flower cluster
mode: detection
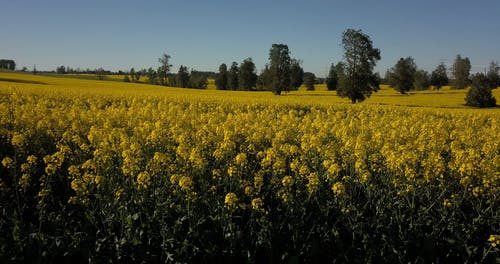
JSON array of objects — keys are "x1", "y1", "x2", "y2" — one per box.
[
  {"x1": 0, "y1": 80, "x2": 499, "y2": 215},
  {"x1": 488, "y1": 234, "x2": 499, "y2": 248},
  {"x1": 332, "y1": 182, "x2": 345, "y2": 196},
  {"x1": 224, "y1": 192, "x2": 239, "y2": 209},
  {"x1": 2, "y1": 157, "x2": 14, "y2": 169}
]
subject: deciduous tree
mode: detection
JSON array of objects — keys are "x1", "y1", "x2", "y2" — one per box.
[
  {"x1": 146, "y1": 67, "x2": 157, "y2": 85},
  {"x1": 465, "y1": 73, "x2": 497, "y2": 107},
  {"x1": 239, "y1": 58, "x2": 257, "y2": 90},
  {"x1": 290, "y1": 59, "x2": 304, "y2": 91},
  {"x1": 269, "y1": 44, "x2": 291, "y2": 95},
  {"x1": 430, "y1": 63, "x2": 448, "y2": 90},
  {"x1": 335, "y1": 62, "x2": 346, "y2": 90},
  {"x1": 56, "y1": 66, "x2": 66, "y2": 74},
  {"x1": 158, "y1": 53, "x2": 172, "y2": 86},
  {"x1": 486, "y1": 61, "x2": 500, "y2": 89},
  {"x1": 413, "y1": 69, "x2": 430, "y2": 90},
  {"x1": 215, "y1": 63, "x2": 228, "y2": 90},
  {"x1": 257, "y1": 64, "x2": 272, "y2": 91},
  {"x1": 452, "y1": 54, "x2": 471, "y2": 89},
  {"x1": 189, "y1": 70, "x2": 208, "y2": 89},
  {"x1": 387, "y1": 57, "x2": 417, "y2": 94},
  {"x1": 130, "y1": 68, "x2": 136, "y2": 82},
  {"x1": 326, "y1": 63, "x2": 338, "y2": 90},
  {"x1": 0, "y1": 59, "x2": 15, "y2": 70},
  {"x1": 177, "y1": 65, "x2": 189, "y2": 88},
  {"x1": 337, "y1": 29, "x2": 380, "y2": 103},
  {"x1": 228, "y1": 62, "x2": 239, "y2": 90},
  {"x1": 303, "y1": 72, "x2": 316, "y2": 90}
]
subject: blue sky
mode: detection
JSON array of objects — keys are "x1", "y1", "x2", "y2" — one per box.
[{"x1": 2, "y1": 0, "x2": 499, "y2": 77}]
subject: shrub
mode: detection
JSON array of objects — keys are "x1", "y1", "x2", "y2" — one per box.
[{"x1": 465, "y1": 73, "x2": 497, "y2": 107}]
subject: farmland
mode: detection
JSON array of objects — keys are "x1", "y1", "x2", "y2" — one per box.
[{"x1": 0, "y1": 72, "x2": 499, "y2": 262}]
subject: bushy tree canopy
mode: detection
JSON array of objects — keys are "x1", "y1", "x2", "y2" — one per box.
[
  {"x1": 216, "y1": 63, "x2": 228, "y2": 90},
  {"x1": 269, "y1": 44, "x2": 291, "y2": 95},
  {"x1": 239, "y1": 58, "x2": 257, "y2": 90},
  {"x1": 465, "y1": 73, "x2": 497, "y2": 107},
  {"x1": 290, "y1": 59, "x2": 304, "y2": 91},
  {"x1": 177, "y1": 65, "x2": 189, "y2": 88},
  {"x1": 431, "y1": 63, "x2": 448, "y2": 90},
  {"x1": 337, "y1": 29, "x2": 380, "y2": 103},
  {"x1": 326, "y1": 63, "x2": 338, "y2": 91},
  {"x1": 486, "y1": 61, "x2": 500, "y2": 89},
  {"x1": 452, "y1": 54, "x2": 471, "y2": 89},
  {"x1": 228, "y1": 62, "x2": 239, "y2": 90},
  {"x1": 413, "y1": 69, "x2": 430, "y2": 90},
  {"x1": 303, "y1": 72, "x2": 316, "y2": 91},
  {"x1": 387, "y1": 57, "x2": 417, "y2": 94}
]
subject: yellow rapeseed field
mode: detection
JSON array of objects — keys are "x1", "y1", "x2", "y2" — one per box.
[{"x1": 0, "y1": 71, "x2": 498, "y2": 262}]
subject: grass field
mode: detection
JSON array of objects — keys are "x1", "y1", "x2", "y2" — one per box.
[{"x1": 0, "y1": 71, "x2": 499, "y2": 262}]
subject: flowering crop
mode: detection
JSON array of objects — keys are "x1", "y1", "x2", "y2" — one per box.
[{"x1": 0, "y1": 73, "x2": 499, "y2": 262}]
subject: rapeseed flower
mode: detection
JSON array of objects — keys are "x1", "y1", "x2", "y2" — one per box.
[
  {"x1": 1, "y1": 157, "x2": 13, "y2": 169},
  {"x1": 224, "y1": 192, "x2": 239, "y2": 208},
  {"x1": 281, "y1": 175, "x2": 294, "y2": 188},
  {"x1": 332, "y1": 182, "x2": 345, "y2": 196},
  {"x1": 178, "y1": 176, "x2": 193, "y2": 191},
  {"x1": 488, "y1": 235, "x2": 499, "y2": 248},
  {"x1": 251, "y1": 198, "x2": 263, "y2": 211}
]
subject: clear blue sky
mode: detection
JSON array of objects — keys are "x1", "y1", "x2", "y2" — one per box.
[{"x1": 2, "y1": 0, "x2": 499, "y2": 77}]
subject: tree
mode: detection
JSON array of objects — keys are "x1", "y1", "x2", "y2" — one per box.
[
  {"x1": 290, "y1": 59, "x2": 304, "y2": 90},
  {"x1": 452, "y1": 54, "x2": 471, "y2": 89},
  {"x1": 413, "y1": 69, "x2": 430, "y2": 90},
  {"x1": 135, "y1": 70, "x2": 142, "y2": 83},
  {"x1": 158, "y1": 53, "x2": 172, "y2": 86},
  {"x1": 239, "y1": 58, "x2": 257, "y2": 90},
  {"x1": 33, "y1": 65, "x2": 38, "y2": 75},
  {"x1": 334, "y1": 62, "x2": 346, "y2": 89},
  {"x1": 146, "y1": 67, "x2": 157, "y2": 84},
  {"x1": 303, "y1": 72, "x2": 316, "y2": 90},
  {"x1": 337, "y1": 29, "x2": 381, "y2": 103},
  {"x1": 215, "y1": 63, "x2": 228, "y2": 90},
  {"x1": 189, "y1": 70, "x2": 208, "y2": 89},
  {"x1": 430, "y1": 63, "x2": 448, "y2": 90},
  {"x1": 465, "y1": 73, "x2": 496, "y2": 107},
  {"x1": 157, "y1": 66, "x2": 167, "y2": 85},
  {"x1": 130, "y1": 68, "x2": 136, "y2": 82},
  {"x1": 177, "y1": 65, "x2": 190, "y2": 88},
  {"x1": 257, "y1": 65, "x2": 272, "y2": 91},
  {"x1": 387, "y1": 57, "x2": 417, "y2": 94},
  {"x1": 228, "y1": 62, "x2": 239, "y2": 90},
  {"x1": 56, "y1": 66, "x2": 66, "y2": 74},
  {"x1": 486, "y1": 61, "x2": 500, "y2": 89},
  {"x1": 269, "y1": 44, "x2": 292, "y2": 95},
  {"x1": 326, "y1": 63, "x2": 338, "y2": 90},
  {"x1": 123, "y1": 75, "x2": 131, "y2": 82},
  {"x1": 96, "y1": 68, "x2": 105, "y2": 80},
  {"x1": 0, "y1": 59, "x2": 15, "y2": 70}
]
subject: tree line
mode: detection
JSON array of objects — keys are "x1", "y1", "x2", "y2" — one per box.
[
  {"x1": 213, "y1": 29, "x2": 381, "y2": 102},
  {"x1": 122, "y1": 54, "x2": 215, "y2": 89},
  {"x1": 0, "y1": 60, "x2": 16, "y2": 71},
  {"x1": 142, "y1": 37, "x2": 496, "y2": 106},
  {"x1": 385, "y1": 55, "x2": 500, "y2": 93},
  {"x1": 214, "y1": 49, "x2": 308, "y2": 93},
  {"x1": 5, "y1": 27, "x2": 498, "y2": 107},
  {"x1": 215, "y1": 44, "x2": 336, "y2": 94},
  {"x1": 384, "y1": 55, "x2": 498, "y2": 107}
]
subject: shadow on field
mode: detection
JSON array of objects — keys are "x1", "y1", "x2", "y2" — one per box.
[{"x1": 0, "y1": 77, "x2": 48, "y2": 85}]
